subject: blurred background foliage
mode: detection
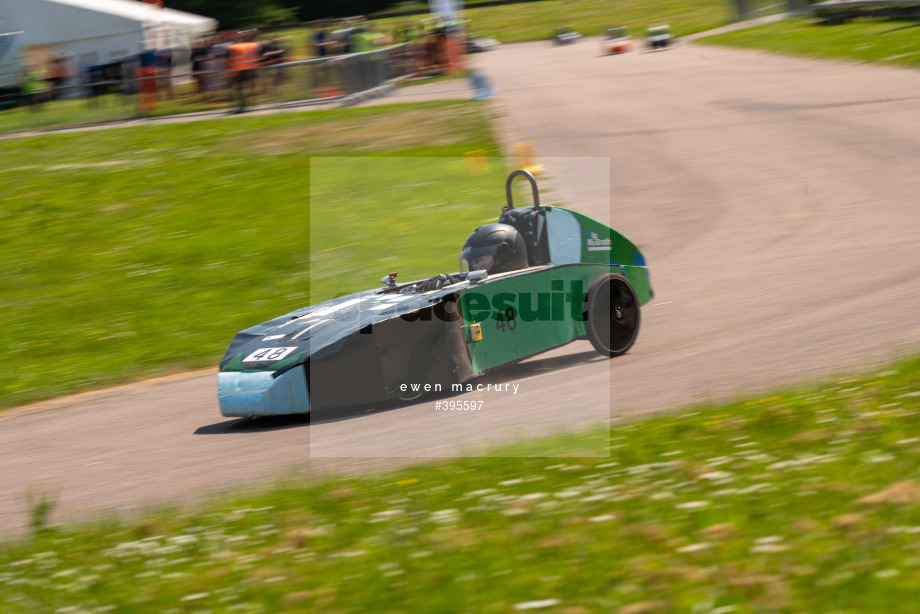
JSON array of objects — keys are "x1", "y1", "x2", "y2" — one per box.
[
  {"x1": 162, "y1": 0, "x2": 573, "y2": 29},
  {"x1": 165, "y1": 0, "x2": 441, "y2": 29}
]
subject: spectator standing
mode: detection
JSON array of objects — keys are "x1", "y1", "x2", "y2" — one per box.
[
  {"x1": 312, "y1": 28, "x2": 336, "y2": 93},
  {"x1": 313, "y1": 28, "x2": 331, "y2": 57},
  {"x1": 155, "y1": 47, "x2": 174, "y2": 100},
  {"x1": 259, "y1": 38, "x2": 286, "y2": 92},
  {"x1": 48, "y1": 52, "x2": 73, "y2": 99},
  {"x1": 83, "y1": 63, "x2": 103, "y2": 107},
  {"x1": 347, "y1": 26, "x2": 370, "y2": 92},
  {"x1": 137, "y1": 46, "x2": 158, "y2": 113},
  {"x1": 349, "y1": 26, "x2": 374, "y2": 54},
  {"x1": 227, "y1": 32, "x2": 260, "y2": 111},
  {"x1": 22, "y1": 67, "x2": 50, "y2": 111},
  {"x1": 190, "y1": 38, "x2": 208, "y2": 95},
  {"x1": 209, "y1": 37, "x2": 230, "y2": 97},
  {"x1": 121, "y1": 54, "x2": 139, "y2": 95}
]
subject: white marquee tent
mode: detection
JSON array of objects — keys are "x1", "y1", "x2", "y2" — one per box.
[{"x1": 0, "y1": 0, "x2": 216, "y2": 87}]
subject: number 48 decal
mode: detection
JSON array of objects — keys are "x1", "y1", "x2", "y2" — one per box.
[
  {"x1": 496, "y1": 307, "x2": 517, "y2": 332},
  {"x1": 242, "y1": 347, "x2": 297, "y2": 363}
]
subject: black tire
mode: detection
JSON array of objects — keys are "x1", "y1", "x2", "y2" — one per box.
[
  {"x1": 584, "y1": 274, "x2": 640, "y2": 357},
  {"x1": 397, "y1": 388, "x2": 425, "y2": 402}
]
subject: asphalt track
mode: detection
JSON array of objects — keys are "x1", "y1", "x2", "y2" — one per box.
[{"x1": 3, "y1": 37, "x2": 920, "y2": 538}]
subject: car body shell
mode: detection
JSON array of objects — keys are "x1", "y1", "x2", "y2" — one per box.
[
  {"x1": 217, "y1": 176, "x2": 652, "y2": 418},
  {"x1": 466, "y1": 36, "x2": 500, "y2": 53}
]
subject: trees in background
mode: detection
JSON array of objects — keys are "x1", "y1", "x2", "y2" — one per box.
[{"x1": 164, "y1": 0, "x2": 411, "y2": 29}]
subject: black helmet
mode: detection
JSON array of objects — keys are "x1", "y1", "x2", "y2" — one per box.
[{"x1": 460, "y1": 223, "x2": 528, "y2": 274}]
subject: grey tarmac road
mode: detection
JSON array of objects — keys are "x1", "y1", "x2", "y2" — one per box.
[{"x1": 3, "y1": 38, "x2": 920, "y2": 539}]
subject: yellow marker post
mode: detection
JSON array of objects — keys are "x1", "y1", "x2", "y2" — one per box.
[
  {"x1": 465, "y1": 150, "x2": 489, "y2": 175},
  {"x1": 513, "y1": 141, "x2": 544, "y2": 176}
]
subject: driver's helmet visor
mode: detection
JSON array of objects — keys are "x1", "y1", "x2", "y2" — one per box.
[{"x1": 460, "y1": 245, "x2": 497, "y2": 273}]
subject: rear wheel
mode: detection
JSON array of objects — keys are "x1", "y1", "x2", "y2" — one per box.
[{"x1": 584, "y1": 274, "x2": 640, "y2": 357}]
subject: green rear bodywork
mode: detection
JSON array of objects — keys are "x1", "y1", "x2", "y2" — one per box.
[{"x1": 458, "y1": 206, "x2": 651, "y2": 374}]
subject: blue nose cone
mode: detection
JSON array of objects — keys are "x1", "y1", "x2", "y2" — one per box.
[{"x1": 218, "y1": 368, "x2": 310, "y2": 417}]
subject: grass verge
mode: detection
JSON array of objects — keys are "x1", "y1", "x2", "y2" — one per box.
[
  {"x1": 455, "y1": 0, "x2": 733, "y2": 44},
  {"x1": 1, "y1": 356, "x2": 919, "y2": 612},
  {"x1": 697, "y1": 17, "x2": 920, "y2": 70},
  {"x1": 0, "y1": 95, "x2": 137, "y2": 135},
  {"x1": 288, "y1": 0, "x2": 735, "y2": 52},
  {"x1": 0, "y1": 101, "x2": 506, "y2": 410}
]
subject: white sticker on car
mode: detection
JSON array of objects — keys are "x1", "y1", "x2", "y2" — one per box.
[
  {"x1": 305, "y1": 298, "x2": 367, "y2": 318},
  {"x1": 586, "y1": 230, "x2": 612, "y2": 251},
  {"x1": 378, "y1": 294, "x2": 414, "y2": 302},
  {"x1": 242, "y1": 347, "x2": 298, "y2": 363},
  {"x1": 291, "y1": 320, "x2": 329, "y2": 339}
]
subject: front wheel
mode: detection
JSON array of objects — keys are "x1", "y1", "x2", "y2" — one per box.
[{"x1": 584, "y1": 274, "x2": 640, "y2": 357}]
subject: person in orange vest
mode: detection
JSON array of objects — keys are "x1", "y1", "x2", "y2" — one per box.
[
  {"x1": 48, "y1": 52, "x2": 73, "y2": 100},
  {"x1": 227, "y1": 31, "x2": 260, "y2": 110},
  {"x1": 136, "y1": 45, "x2": 158, "y2": 114}
]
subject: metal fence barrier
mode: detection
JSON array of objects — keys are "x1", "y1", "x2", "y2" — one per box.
[{"x1": 0, "y1": 43, "x2": 416, "y2": 135}]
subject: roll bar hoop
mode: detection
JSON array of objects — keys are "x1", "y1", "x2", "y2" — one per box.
[{"x1": 504, "y1": 169, "x2": 540, "y2": 211}]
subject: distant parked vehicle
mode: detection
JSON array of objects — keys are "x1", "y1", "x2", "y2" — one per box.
[
  {"x1": 602, "y1": 26, "x2": 633, "y2": 54},
  {"x1": 646, "y1": 25, "x2": 673, "y2": 50},
  {"x1": 552, "y1": 26, "x2": 581, "y2": 45},
  {"x1": 466, "y1": 34, "x2": 500, "y2": 53}
]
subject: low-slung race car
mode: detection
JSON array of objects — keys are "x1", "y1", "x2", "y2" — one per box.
[
  {"x1": 647, "y1": 25, "x2": 673, "y2": 50},
  {"x1": 217, "y1": 170, "x2": 652, "y2": 418},
  {"x1": 552, "y1": 26, "x2": 582, "y2": 45},
  {"x1": 602, "y1": 27, "x2": 633, "y2": 54},
  {"x1": 466, "y1": 34, "x2": 500, "y2": 53}
]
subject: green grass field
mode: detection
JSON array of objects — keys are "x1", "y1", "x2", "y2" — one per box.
[
  {"x1": 374, "y1": 0, "x2": 735, "y2": 45},
  {"x1": 2, "y1": 356, "x2": 919, "y2": 612},
  {"x1": 698, "y1": 17, "x2": 920, "y2": 70},
  {"x1": 283, "y1": 0, "x2": 734, "y2": 57},
  {"x1": 456, "y1": 0, "x2": 733, "y2": 44},
  {"x1": 0, "y1": 95, "x2": 137, "y2": 134},
  {"x1": 0, "y1": 102, "x2": 508, "y2": 410}
]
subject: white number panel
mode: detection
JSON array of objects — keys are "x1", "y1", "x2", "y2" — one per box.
[{"x1": 242, "y1": 347, "x2": 298, "y2": 363}]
